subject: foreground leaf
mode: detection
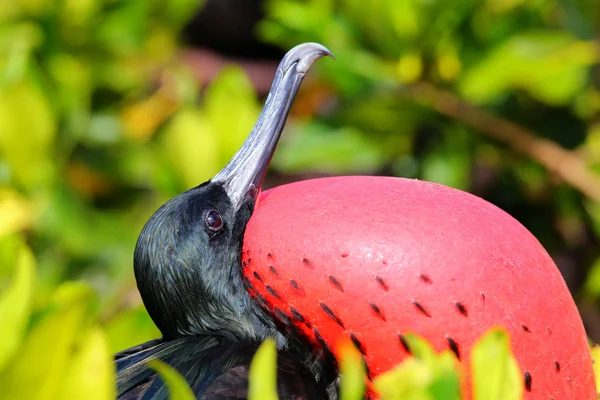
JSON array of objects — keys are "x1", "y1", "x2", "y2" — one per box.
[
  {"x1": 471, "y1": 328, "x2": 522, "y2": 400},
  {"x1": 0, "y1": 240, "x2": 34, "y2": 371},
  {"x1": 57, "y1": 327, "x2": 116, "y2": 400},
  {"x1": 0, "y1": 283, "x2": 94, "y2": 399},
  {"x1": 248, "y1": 339, "x2": 278, "y2": 400},
  {"x1": 149, "y1": 360, "x2": 195, "y2": 400},
  {"x1": 339, "y1": 339, "x2": 366, "y2": 400},
  {"x1": 374, "y1": 334, "x2": 461, "y2": 400}
]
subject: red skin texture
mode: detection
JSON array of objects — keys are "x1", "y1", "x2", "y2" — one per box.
[{"x1": 241, "y1": 176, "x2": 596, "y2": 399}]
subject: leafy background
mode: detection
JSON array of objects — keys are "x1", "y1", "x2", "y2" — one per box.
[{"x1": 1, "y1": 0, "x2": 600, "y2": 398}]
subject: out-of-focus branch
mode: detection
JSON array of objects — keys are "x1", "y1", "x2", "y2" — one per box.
[{"x1": 406, "y1": 82, "x2": 600, "y2": 202}]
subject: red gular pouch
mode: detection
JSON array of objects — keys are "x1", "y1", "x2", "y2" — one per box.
[{"x1": 242, "y1": 176, "x2": 596, "y2": 400}]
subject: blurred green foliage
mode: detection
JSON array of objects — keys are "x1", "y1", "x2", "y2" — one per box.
[
  {"x1": 0, "y1": 235, "x2": 114, "y2": 400},
  {"x1": 0, "y1": 0, "x2": 260, "y2": 355},
  {"x1": 149, "y1": 360, "x2": 196, "y2": 400},
  {"x1": 2, "y1": 0, "x2": 600, "y2": 398}
]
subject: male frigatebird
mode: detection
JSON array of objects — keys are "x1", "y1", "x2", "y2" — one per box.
[
  {"x1": 116, "y1": 41, "x2": 596, "y2": 400},
  {"x1": 115, "y1": 43, "x2": 337, "y2": 399}
]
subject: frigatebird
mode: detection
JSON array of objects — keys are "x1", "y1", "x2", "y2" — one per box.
[
  {"x1": 115, "y1": 43, "x2": 337, "y2": 399},
  {"x1": 115, "y1": 40, "x2": 596, "y2": 400}
]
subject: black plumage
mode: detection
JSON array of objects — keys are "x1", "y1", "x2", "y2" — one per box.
[
  {"x1": 115, "y1": 43, "x2": 337, "y2": 399},
  {"x1": 116, "y1": 336, "x2": 331, "y2": 399}
]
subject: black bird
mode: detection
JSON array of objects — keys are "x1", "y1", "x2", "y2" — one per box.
[{"x1": 115, "y1": 43, "x2": 337, "y2": 399}]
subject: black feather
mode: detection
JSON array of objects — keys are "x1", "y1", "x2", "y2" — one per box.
[{"x1": 115, "y1": 335, "x2": 332, "y2": 400}]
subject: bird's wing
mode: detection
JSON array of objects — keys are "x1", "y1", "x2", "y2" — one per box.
[{"x1": 115, "y1": 335, "x2": 333, "y2": 400}]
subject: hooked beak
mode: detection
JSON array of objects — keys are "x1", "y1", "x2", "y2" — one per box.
[{"x1": 212, "y1": 42, "x2": 333, "y2": 210}]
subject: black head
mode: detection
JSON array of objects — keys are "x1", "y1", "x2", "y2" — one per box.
[
  {"x1": 134, "y1": 181, "x2": 264, "y2": 340},
  {"x1": 133, "y1": 43, "x2": 332, "y2": 342}
]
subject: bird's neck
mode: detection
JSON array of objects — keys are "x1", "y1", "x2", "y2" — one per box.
[{"x1": 140, "y1": 256, "x2": 285, "y2": 345}]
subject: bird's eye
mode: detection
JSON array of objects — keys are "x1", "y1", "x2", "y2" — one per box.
[{"x1": 205, "y1": 210, "x2": 224, "y2": 232}]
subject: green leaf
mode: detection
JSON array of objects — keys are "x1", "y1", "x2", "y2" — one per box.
[
  {"x1": 0, "y1": 282, "x2": 94, "y2": 400},
  {"x1": 0, "y1": 22, "x2": 43, "y2": 83},
  {"x1": 161, "y1": 0, "x2": 206, "y2": 29},
  {"x1": 248, "y1": 339, "x2": 278, "y2": 400},
  {"x1": 59, "y1": 0, "x2": 99, "y2": 29},
  {"x1": 460, "y1": 31, "x2": 595, "y2": 105},
  {"x1": 339, "y1": 340, "x2": 366, "y2": 400},
  {"x1": 148, "y1": 360, "x2": 195, "y2": 400},
  {"x1": 373, "y1": 334, "x2": 460, "y2": 400},
  {"x1": 160, "y1": 67, "x2": 260, "y2": 190},
  {"x1": 402, "y1": 334, "x2": 438, "y2": 362},
  {"x1": 204, "y1": 66, "x2": 260, "y2": 166},
  {"x1": 582, "y1": 257, "x2": 600, "y2": 298},
  {"x1": 373, "y1": 334, "x2": 461, "y2": 400},
  {"x1": 0, "y1": 239, "x2": 35, "y2": 371},
  {"x1": 160, "y1": 108, "x2": 220, "y2": 189},
  {"x1": 0, "y1": 189, "x2": 32, "y2": 239},
  {"x1": 0, "y1": 78, "x2": 56, "y2": 190},
  {"x1": 471, "y1": 328, "x2": 523, "y2": 400},
  {"x1": 56, "y1": 327, "x2": 116, "y2": 400},
  {"x1": 421, "y1": 152, "x2": 471, "y2": 191},
  {"x1": 272, "y1": 123, "x2": 385, "y2": 174},
  {"x1": 94, "y1": 0, "x2": 151, "y2": 55}
]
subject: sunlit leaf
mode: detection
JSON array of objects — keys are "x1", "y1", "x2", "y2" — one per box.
[
  {"x1": 436, "y1": 48, "x2": 462, "y2": 81},
  {"x1": 421, "y1": 153, "x2": 471, "y2": 191},
  {"x1": 272, "y1": 123, "x2": 385, "y2": 174},
  {"x1": 94, "y1": 0, "x2": 151, "y2": 55},
  {"x1": 47, "y1": 53, "x2": 92, "y2": 135},
  {"x1": 387, "y1": 0, "x2": 421, "y2": 39},
  {"x1": 585, "y1": 123, "x2": 600, "y2": 164},
  {"x1": 248, "y1": 339, "x2": 278, "y2": 400},
  {"x1": 0, "y1": 190, "x2": 32, "y2": 238},
  {"x1": 0, "y1": 22, "x2": 43, "y2": 83},
  {"x1": 0, "y1": 78, "x2": 55, "y2": 190},
  {"x1": 373, "y1": 334, "x2": 461, "y2": 400},
  {"x1": 0, "y1": 283, "x2": 94, "y2": 399},
  {"x1": 12, "y1": 0, "x2": 53, "y2": 17},
  {"x1": 471, "y1": 328, "x2": 522, "y2": 400},
  {"x1": 149, "y1": 360, "x2": 195, "y2": 400},
  {"x1": 60, "y1": 0, "x2": 99, "y2": 28},
  {"x1": 338, "y1": 339, "x2": 366, "y2": 400},
  {"x1": 204, "y1": 66, "x2": 260, "y2": 166},
  {"x1": 397, "y1": 53, "x2": 422, "y2": 83},
  {"x1": 160, "y1": 108, "x2": 220, "y2": 188},
  {"x1": 584, "y1": 258, "x2": 600, "y2": 299},
  {"x1": 402, "y1": 333, "x2": 438, "y2": 362},
  {"x1": 56, "y1": 327, "x2": 116, "y2": 400},
  {"x1": 460, "y1": 32, "x2": 596, "y2": 105},
  {"x1": 0, "y1": 240, "x2": 34, "y2": 371},
  {"x1": 162, "y1": 0, "x2": 206, "y2": 29}
]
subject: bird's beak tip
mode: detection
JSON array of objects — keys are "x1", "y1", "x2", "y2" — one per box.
[{"x1": 283, "y1": 43, "x2": 334, "y2": 74}]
